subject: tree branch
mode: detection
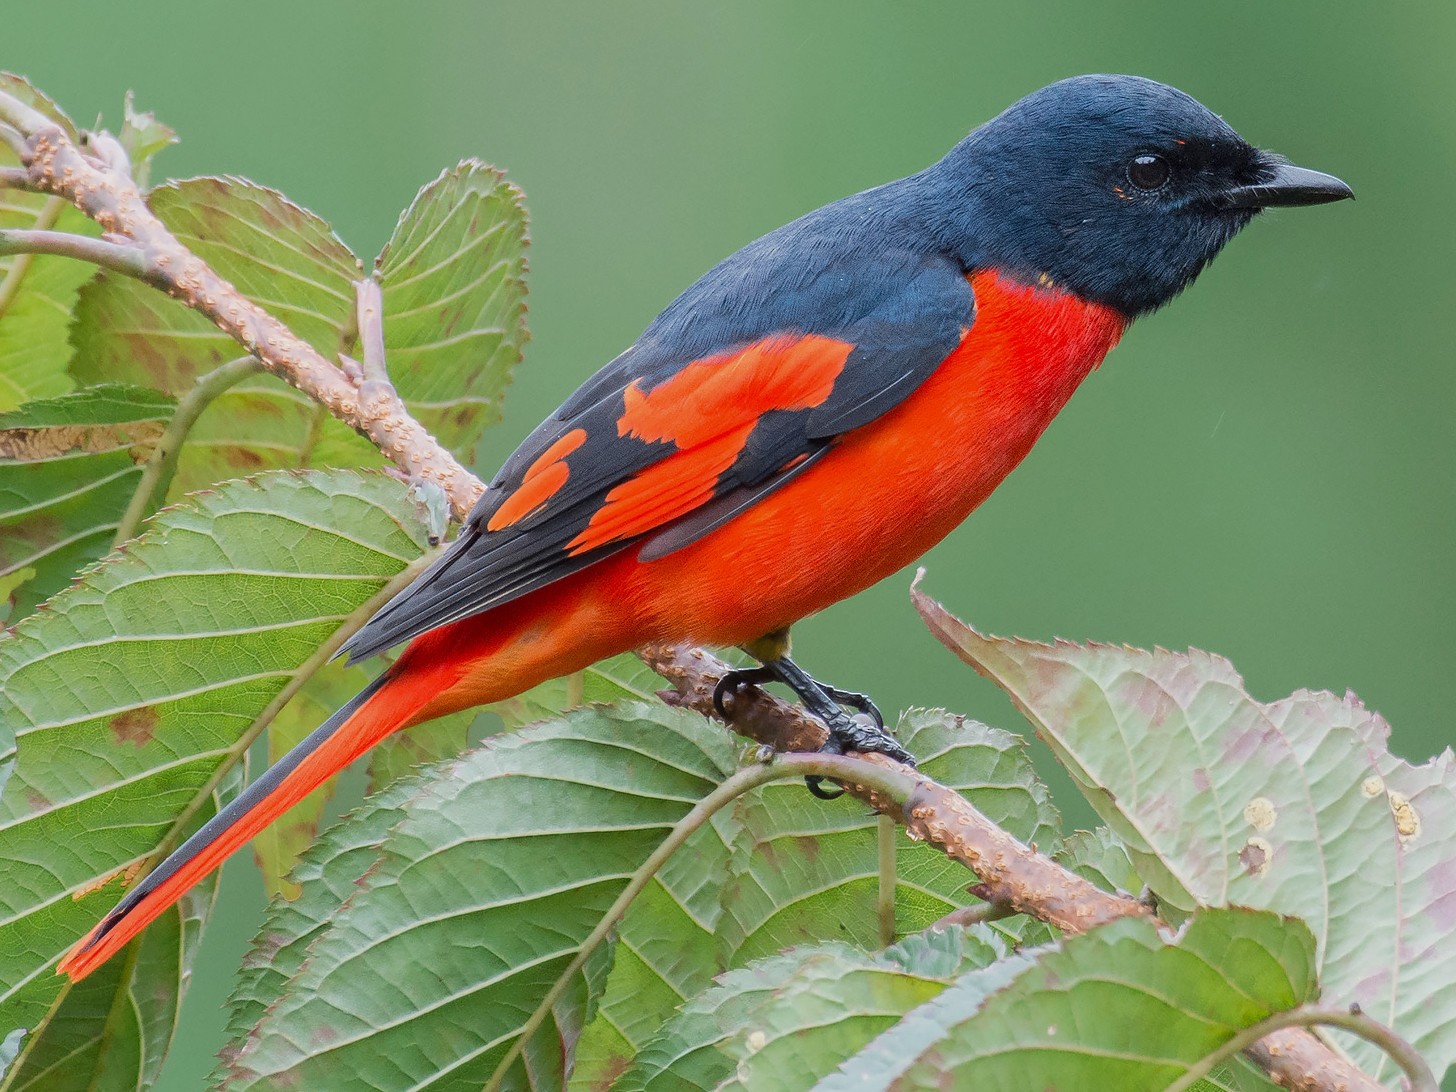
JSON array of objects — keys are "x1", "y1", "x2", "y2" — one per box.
[
  {"x1": 0, "y1": 89, "x2": 484, "y2": 519},
  {"x1": 641, "y1": 641, "x2": 1387, "y2": 1092}
]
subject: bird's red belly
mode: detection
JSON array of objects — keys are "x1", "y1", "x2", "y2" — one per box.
[{"x1": 622, "y1": 271, "x2": 1126, "y2": 644}]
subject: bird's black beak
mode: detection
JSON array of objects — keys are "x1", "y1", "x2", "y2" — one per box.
[{"x1": 1218, "y1": 159, "x2": 1354, "y2": 209}]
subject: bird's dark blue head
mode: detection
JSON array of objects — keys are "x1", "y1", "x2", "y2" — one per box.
[{"x1": 924, "y1": 74, "x2": 1352, "y2": 317}]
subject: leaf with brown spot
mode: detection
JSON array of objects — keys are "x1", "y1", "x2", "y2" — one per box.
[
  {"x1": 0, "y1": 470, "x2": 433, "y2": 1079},
  {"x1": 69, "y1": 177, "x2": 362, "y2": 496},
  {"x1": 108, "y1": 706, "x2": 159, "y2": 747},
  {"x1": 914, "y1": 576, "x2": 1456, "y2": 1085},
  {"x1": 0, "y1": 385, "x2": 175, "y2": 620}
]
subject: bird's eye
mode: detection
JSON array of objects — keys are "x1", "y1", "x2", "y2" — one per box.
[{"x1": 1127, "y1": 153, "x2": 1171, "y2": 191}]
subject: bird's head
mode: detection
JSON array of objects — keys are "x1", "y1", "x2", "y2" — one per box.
[{"x1": 928, "y1": 74, "x2": 1352, "y2": 317}]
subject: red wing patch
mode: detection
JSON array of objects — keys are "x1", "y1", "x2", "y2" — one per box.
[
  {"x1": 617, "y1": 334, "x2": 853, "y2": 446},
  {"x1": 566, "y1": 334, "x2": 854, "y2": 555},
  {"x1": 487, "y1": 427, "x2": 587, "y2": 531},
  {"x1": 568, "y1": 426, "x2": 754, "y2": 554}
]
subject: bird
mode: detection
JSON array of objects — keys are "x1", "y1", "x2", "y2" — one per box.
[{"x1": 58, "y1": 73, "x2": 1351, "y2": 980}]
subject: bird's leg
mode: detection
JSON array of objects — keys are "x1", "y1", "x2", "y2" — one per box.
[{"x1": 714, "y1": 628, "x2": 915, "y2": 800}]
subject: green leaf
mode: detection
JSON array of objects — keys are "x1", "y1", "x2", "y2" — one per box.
[
  {"x1": 830, "y1": 908, "x2": 1317, "y2": 1091},
  {"x1": 916, "y1": 585, "x2": 1456, "y2": 1084},
  {"x1": 618, "y1": 928, "x2": 1003, "y2": 1091},
  {"x1": 720, "y1": 709, "x2": 1059, "y2": 964},
  {"x1": 219, "y1": 770, "x2": 430, "y2": 1062},
  {"x1": 0, "y1": 470, "x2": 429, "y2": 1066},
  {"x1": 0, "y1": 385, "x2": 174, "y2": 618},
  {"x1": 69, "y1": 178, "x2": 362, "y2": 496},
  {"x1": 1057, "y1": 826, "x2": 1141, "y2": 897},
  {"x1": 492, "y1": 652, "x2": 661, "y2": 731},
  {"x1": 569, "y1": 760, "x2": 741, "y2": 1088},
  {"x1": 0, "y1": 764, "x2": 241, "y2": 1092},
  {"x1": 376, "y1": 160, "x2": 528, "y2": 461},
  {"x1": 218, "y1": 703, "x2": 738, "y2": 1092},
  {"x1": 118, "y1": 91, "x2": 177, "y2": 190},
  {"x1": 0, "y1": 89, "x2": 102, "y2": 411},
  {"x1": 0, "y1": 73, "x2": 81, "y2": 142}
]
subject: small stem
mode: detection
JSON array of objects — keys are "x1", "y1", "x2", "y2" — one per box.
[
  {"x1": 354, "y1": 278, "x2": 388, "y2": 384},
  {"x1": 483, "y1": 751, "x2": 919, "y2": 1092},
  {"x1": 0, "y1": 228, "x2": 148, "y2": 278},
  {"x1": 565, "y1": 670, "x2": 585, "y2": 708},
  {"x1": 0, "y1": 90, "x2": 53, "y2": 136},
  {"x1": 0, "y1": 195, "x2": 66, "y2": 321},
  {"x1": 112, "y1": 356, "x2": 263, "y2": 548},
  {"x1": 926, "y1": 902, "x2": 1017, "y2": 932},
  {"x1": 877, "y1": 814, "x2": 897, "y2": 947},
  {"x1": 1167, "y1": 1004, "x2": 1437, "y2": 1092},
  {"x1": 0, "y1": 166, "x2": 40, "y2": 191}
]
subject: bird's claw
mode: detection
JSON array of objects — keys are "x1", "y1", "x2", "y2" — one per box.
[
  {"x1": 712, "y1": 666, "x2": 777, "y2": 720},
  {"x1": 819, "y1": 685, "x2": 885, "y2": 730}
]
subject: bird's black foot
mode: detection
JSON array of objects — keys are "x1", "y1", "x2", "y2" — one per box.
[{"x1": 712, "y1": 656, "x2": 914, "y2": 800}]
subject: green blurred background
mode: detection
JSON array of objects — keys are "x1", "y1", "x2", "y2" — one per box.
[{"x1": 9, "y1": 1, "x2": 1454, "y2": 1086}]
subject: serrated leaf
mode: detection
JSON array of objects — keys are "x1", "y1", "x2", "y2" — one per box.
[
  {"x1": 834, "y1": 909, "x2": 1316, "y2": 1091},
  {"x1": 720, "y1": 709, "x2": 1059, "y2": 964},
  {"x1": 569, "y1": 737, "x2": 741, "y2": 1090},
  {"x1": 376, "y1": 160, "x2": 528, "y2": 461},
  {"x1": 0, "y1": 470, "x2": 429, "y2": 1067},
  {"x1": 220, "y1": 770, "x2": 428, "y2": 1060},
  {"x1": 1057, "y1": 826, "x2": 1142, "y2": 897},
  {"x1": 618, "y1": 928, "x2": 1003, "y2": 1091},
  {"x1": 0, "y1": 73, "x2": 80, "y2": 142},
  {"x1": 0, "y1": 385, "x2": 174, "y2": 617},
  {"x1": 916, "y1": 586, "x2": 1456, "y2": 1085},
  {"x1": 0, "y1": 175, "x2": 103, "y2": 411},
  {"x1": 1, "y1": 764, "x2": 240, "y2": 1092},
  {"x1": 69, "y1": 178, "x2": 361, "y2": 496},
  {"x1": 493, "y1": 652, "x2": 661, "y2": 731},
  {"x1": 218, "y1": 703, "x2": 737, "y2": 1092},
  {"x1": 118, "y1": 91, "x2": 176, "y2": 189}
]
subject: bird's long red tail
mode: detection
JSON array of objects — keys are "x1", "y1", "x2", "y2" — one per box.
[{"x1": 57, "y1": 668, "x2": 420, "y2": 980}]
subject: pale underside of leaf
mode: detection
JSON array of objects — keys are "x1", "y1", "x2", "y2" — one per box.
[{"x1": 915, "y1": 584, "x2": 1456, "y2": 1086}]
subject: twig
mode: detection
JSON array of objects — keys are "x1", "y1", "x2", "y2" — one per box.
[
  {"x1": 0, "y1": 227, "x2": 149, "y2": 279},
  {"x1": 0, "y1": 196, "x2": 66, "y2": 320},
  {"x1": 0, "y1": 166, "x2": 41, "y2": 191},
  {"x1": 484, "y1": 751, "x2": 920, "y2": 1092},
  {"x1": 877, "y1": 814, "x2": 897, "y2": 947},
  {"x1": 1170, "y1": 1005, "x2": 1437, "y2": 1092},
  {"x1": 926, "y1": 902, "x2": 1017, "y2": 932},
  {"x1": 111, "y1": 355, "x2": 264, "y2": 548},
  {"x1": 0, "y1": 88, "x2": 483, "y2": 520},
  {"x1": 641, "y1": 641, "x2": 1386, "y2": 1092}
]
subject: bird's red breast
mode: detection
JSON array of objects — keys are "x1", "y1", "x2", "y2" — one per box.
[{"x1": 400, "y1": 269, "x2": 1124, "y2": 722}]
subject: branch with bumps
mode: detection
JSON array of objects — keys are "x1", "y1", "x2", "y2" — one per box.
[
  {"x1": 0, "y1": 91, "x2": 1393, "y2": 1092},
  {"x1": 0, "y1": 87, "x2": 484, "y2": 518}
]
